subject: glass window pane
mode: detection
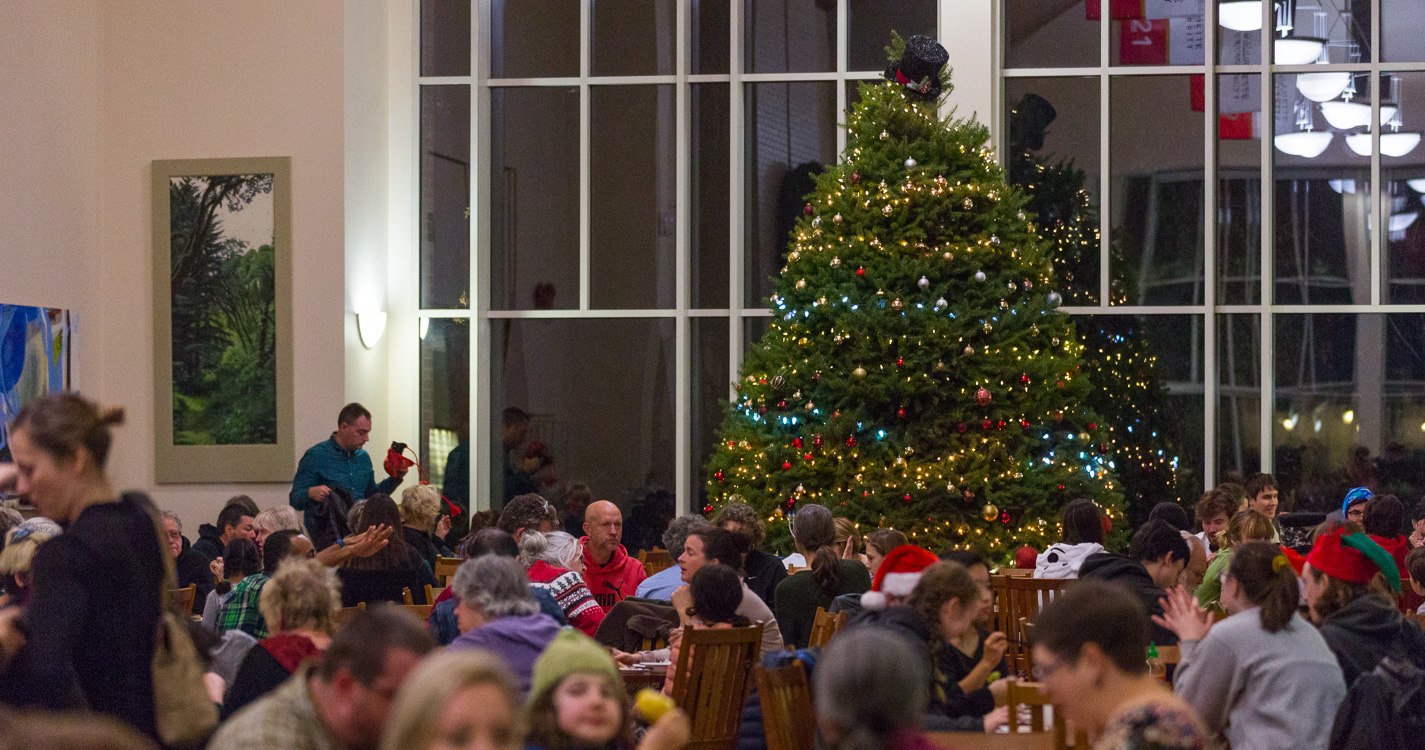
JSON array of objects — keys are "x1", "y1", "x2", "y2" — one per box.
[
  {"x1": 492, "y1": 0, "x2": 579, "y2": 78},
  {"x1": 1272, "y1": 73, "x2": 1370, "y2": 305},
  {"x1": 847, "y1": 0, "x2": 935, "y2": 72},
  {"x1": 692, "y1": 0, "x2": 731, "y2": 75},
  {"x1": 420, "y1": 318, "x2": 470, "y2": 509},
  {"x1": 1381, "y1": 73, "x2": 1425, "y2": 303},
  {"x1": 491, "y1": 87, "x2": 579, "y2": 311},
  {"x1": 1273, "y1": 314, "x2": 1425, "y2": 511},
  {"x1": 1005, "y1": 0, "x2": 1097, "y2": 69},
  {"x1": 1112, "y1": 2, "x2": 1204, "y2": 67},
  {"x1": 743, "y1": 315, "x2": 771, "y2": 345},
  {"x1": 692, "y1": 317, "x2": 730, "y2": 512},
  {"x1": 1219, "y1": 21, "x2": 1259, "y2": 66},
  {"x1": 1111, "y1": 75, "x2": 1205, "y2": 306},
  {"x1": 593, "y1": 0, "x2": 676, "y2": 77},
  {"x1": 1383, "y1": 0, "x2": 1425, "y2": 63},
  {"x1": 1287, "y1": 0, "x2": 1370, "y2": 64},
  {"x1": 1218, "y1": 74, "x2": 1262, "y2": 305},
  {"x1": 491, "y1": 319, "x2": 676, "y2": 510},
  {"x1": 1076, "y1": 314, "x2": 1204, "y2": 526},
  {"x1": 421, "y1": 85, "x2": 471, "y2": 310},
  {"x1": 692, "y1": 84, "x2": 730, "y2": 309},
  {"x1": 744, "y1": 0, "x2": 834, "y2": 74},
  {"x1": 1006, "y1": 76, "x2": 1102, "y2": 306},
  {"x1": 744, "y1": 82, "x2": 837, "y2": 308},
  {"x1": 421, "y1": 0, "x2": 470, "y2": 76},
  {"x1": 1218, "y1": 313, "x2": 1261, "y2": 481},
  {"x1": 591, "y1": 85, "x2": 676, "y2": 309}
]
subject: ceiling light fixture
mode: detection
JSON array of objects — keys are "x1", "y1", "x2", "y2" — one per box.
[
  {"x1": 1297, "y1": 72, "x2": 1353, "y2": 102},
  {"x1": 1346, "y1": 132, "x2": 1423, "y2": 157},
  {"x1": 1318, "y1": 102, "x2": 1399, "y2": 130},
  {"x1": 1275, "y1": 131, "x2": 1333, "y2": 158},
  {"x1": 1219, "y1": 1, "x2": 1264, "y2": 31},
  {"x1": 1275, "y1": 37, "x2": 1326, "y2": 65}
]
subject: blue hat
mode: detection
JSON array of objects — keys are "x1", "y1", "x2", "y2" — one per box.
[{"x1": 1341, "y1": 487, "x2": 1373, "y2": 518}]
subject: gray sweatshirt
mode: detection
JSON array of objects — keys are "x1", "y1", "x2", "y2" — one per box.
[{"x1": 1174, "y1": 608, "x2": 1345, "y2": 750}]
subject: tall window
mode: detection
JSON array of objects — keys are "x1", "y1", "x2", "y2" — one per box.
[
  {"x1": 1003, "y1": 0, "x2": 1425, "y2": 513},
  {"x1": 417, "y1": 1, "x2": 937, "y2": 514}
]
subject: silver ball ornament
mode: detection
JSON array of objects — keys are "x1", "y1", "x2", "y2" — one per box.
[
  {"x1": 1047, "y1": 291, "x2": 1063, "y2": 308},
  {"x1": 974, "y1": 271, "x2": 987, "y2": 283},
  {"x1": 917, "y1": 276, "x2": 930, "y2": 290},
  {"x1": 904, "y1": 157, "x2": 917, "y2": 168}
]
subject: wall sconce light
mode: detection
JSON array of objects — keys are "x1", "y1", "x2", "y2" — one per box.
[{"x1": 357, "y1": 311, "x2": 387, "y2": 349}]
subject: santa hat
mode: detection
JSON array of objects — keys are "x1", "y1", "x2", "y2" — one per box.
[
  {"x1": 1306, "y1": 527, "x2": 1401, "y2": 593},
  {"x1": 862, "y1": 545, "x2": 939, "y2": 610}
]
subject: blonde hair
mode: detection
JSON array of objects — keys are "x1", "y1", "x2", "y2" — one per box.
[
  {"x1": 0, "y1": 518, "x2": 62, "y2": 575},
  {"x1": 258, "y1": 557, "x2": 342, "y2": 635},
  {"x1": 400, "y1": 484, "x2": 443, "y2": 527},
  {"x1": 1219, "y1": 509, "x2": 1275, "y2": 550},
  {"x1": 379, "y1": 649, "x2": 524, "y2": 750},
  {"x1": 834, "y1": 517, "x2": 864, "y2": 556},
  {"x1": 254, "y1": 506, "x2": 305, "y2": 537}
]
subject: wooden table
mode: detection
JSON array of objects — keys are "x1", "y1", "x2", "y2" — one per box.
[
  {"x1": 620, "y1": 667, "x2": 667, "y2": 695},
  {"x1": 927, "y1": 731, "x2": 1055, "y2": 750}
]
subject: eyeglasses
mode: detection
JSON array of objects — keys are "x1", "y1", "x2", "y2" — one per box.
[{"x1": 1031, "y1": 659, "x2": 1065, "y2": 681}]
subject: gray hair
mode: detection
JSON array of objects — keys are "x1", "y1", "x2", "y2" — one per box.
[
  {"x1": 452, "y1": 554, "x2": 539, "y2": 620},
  {"x1": 662, "y1": 514, "x2": 713, "y2": 557},
  {"x1": 519, "y1": 529, "x2": 581, "y2": 570},
  {"x1": 159, "y1": 509, "x2": 182, "y2": 533},
  {"x1": 814, "y1": 628, "x2": 928, "y2": 750}
]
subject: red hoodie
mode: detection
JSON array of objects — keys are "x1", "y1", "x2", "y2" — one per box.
[
  {"x1": 580, "y1": 537, "x2": 647, "y2": 611},
  {"x1": 1369, "y1": 534, "x2": 1421, "y2": 612}
]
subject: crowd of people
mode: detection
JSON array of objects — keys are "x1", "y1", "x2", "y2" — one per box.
[{"x1": 0, "y1": 394, "x2": 1423, "y2": 750}]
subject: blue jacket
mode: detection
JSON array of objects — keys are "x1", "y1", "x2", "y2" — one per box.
[{"x1": 289, "y1": 435, "x2": 401, "y2": 530}]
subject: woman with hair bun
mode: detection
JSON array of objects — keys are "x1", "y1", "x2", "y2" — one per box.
[
  {"x1": 1155, "y1": 542, "x2": 1345, "y2": 750},
  {"x1": 774, "y1": 505, "x2": 871, "y2": 649},
  {"x1": 0, "y1": 393, "x2": 168, "y2": 740}
]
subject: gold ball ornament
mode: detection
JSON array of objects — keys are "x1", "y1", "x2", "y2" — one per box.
[
  {"x1": 796, "y1": 279, "x2": 807, "y2": 290},
  {"x1": 981, "y1": 504, "x2": 999, "y2": 522},
  {"x1": 852, "y1": 366, "x2": 867, "y2": 378}
]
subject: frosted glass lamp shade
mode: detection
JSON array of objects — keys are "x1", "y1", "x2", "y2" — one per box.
[
  {"x1": 1219, "y1": 1, "x2": 1264, "y2": 31},
  {"x1": 1297, "y1": 72, "x2": 1352, "y2": 102},
  {"x1": 1275, "y1": 37, "x2": 1325, "y2": 65},
  {"x1": 1346, "y1": 132, "x2": 1422, "y2": 157},
  {"x1": 1274, "y1": 131, "x2": 1333, "y2": 158}
]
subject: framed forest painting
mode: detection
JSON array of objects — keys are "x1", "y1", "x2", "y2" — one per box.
[{"x1": 152, "y1": 157, "x2": 293, "y2": 482}]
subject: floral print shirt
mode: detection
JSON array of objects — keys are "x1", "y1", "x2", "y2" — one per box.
[{"x1": 1094, "y1": 702, "x2": 1207, "y2": 750}]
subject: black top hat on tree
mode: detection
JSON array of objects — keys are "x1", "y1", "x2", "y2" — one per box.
[{"x1": 884, "y1": 34, "x2": 949, "y2": 101}]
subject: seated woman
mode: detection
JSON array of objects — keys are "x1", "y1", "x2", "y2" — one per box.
[
  {"x1": 1303, "y1": 524, "x2": 1425, "y2": 686},
  {"x1": 906, "y1": 561, "x2": 1009, "y2": 726},
  {"x1": 202, "y1": 538, "x2": 263, "y2": 631},
  {"x1": 429, "y1": 528, "x2": 566, "y2": 645},
  {"x1": 252, "y1": 505, "x2": 305, "y2": 554},
  {"x1": 399, "y1": 483, "x2": 454, "y2": 571},
  {"x1": 774, "y1": 505, "x2": 872, "y2": 649},
  {"x1": 448, "y1": 554, "x2": 561, "y2": 694},
  {"x1": 0, "y1": 518, "x2": 62, "y2": 607},
  {"x1": 1195, "y1": 509, "x2": 1275, "y2": 608},
  {"x1": 830, "y1": 528, "x2": 907, "y2": 616},
  {"x1": 814, "y1": 626, "x2": 939, "y2": 750},
  {"x1": 1034, "y1": 498, "x2": 1106, "y2": 579},
  {"x1": 519, "y1": 530, "x2": 605, "y2": 637},
  {"x1": 1156, "y1": 542, "x2": 1345, "y2": 750},
  {"x1": 337, "y1": 493, "x2": 434, "y2": 606},
  {"x1": 221, "y1": 558, "x2": 341, "y2": 718},
  {"x1": 663, "y1": 564, "x2": 752, "y2": 695},
  {"x1": 1032, "y1": 580, "x2": 1210, "y2": 750},
  {"x1": 380, "y1": 649, "x2": 524, "y2": 750}
]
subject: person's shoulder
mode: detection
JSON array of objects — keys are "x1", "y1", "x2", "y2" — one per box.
[{"x1": 208, "y1": 676, "x2": 318, "y2": 750}]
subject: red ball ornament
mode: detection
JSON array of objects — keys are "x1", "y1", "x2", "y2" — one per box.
[
  {"x1": 778, "y1": 400, "x2": 787, "y2": 409},
  {"x1": 982, "y1": 419, "x2": 992, "y2": 430},
  {"x1": 714, "y1": 471, "x2": 724, "y2": 482},
  {"x1": 903, "y1": 494, "x2": 913, "y2": 502},
  {"x1": 804, "y1": 203, "x2": 813, "y2": 216},
  {"x1": 996, "y1": 420, "x2": 1006, "y2": 430},
  {"x1": 1020, "y1": 374, "x2": 1030, "y2": 384},
  {"x1": 1101, "y1": 515, "x2": 1113, "y2": 534},
  {"x1": 976, "y1": 387, "x2": 993, "y2": 406},
  {"x1": 758, "y1": 407, "x2": 766, "y2": 414},
  {"x1": 897, "y1": 408, "x2": 907, "y2": 418},
  {"x1": 727, "y1": 440, "x2": 736, "y2": 448},
  {"x1": 804, "y1": 453, "x2": 813, "y2": 460},
  {"x1": 957, "y1": 423, "x2": 967, "y2": 433},
  {"x1": 1020, "y1": 420, "x2": 1030, "y2": 429},
  {"x1": 1000, "y1": 511, "x2": 1012, "y2": 524},
  {"x1": 896, "y1": 358, "x2": 905, "y2": 367},
  {"x1": 704, "y1": 505, "x2": 713, "y2": 513},
  {"x1": 792, "y1": 438, "x2": 802, "y2": 448},
  {"x1": 846, "y1": 436, "x2": 857, "y2": 447},
  {"x1": 813, "y1": 435, "x2": 824, "y2": 448},
  {"x1": 781, "y1": 461, "x2": 792, "y2": 470},
  {"x1": 1056, "y1": 380, "x2": 1065, "y2": 388},
  {"x1": 1058, "y1": 484, "x2": 1066, "y2": 490},
  {"x1": 1087, "y1": 422, "x2": 1098, "y2": 431},
  {"x1": 856, "y1": 267, "x2": 866, "y2": 277}
]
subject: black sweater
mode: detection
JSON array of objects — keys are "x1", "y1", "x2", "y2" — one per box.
[
  {"x1": 8, "y1": 494, "x2": 166, "y2": 739},
  {"x1": 742, "y1": 549, "x2": 788, "y2": 611},
  {"x1": 774, "y1": 559, "x2": 871, "y2": 649}
]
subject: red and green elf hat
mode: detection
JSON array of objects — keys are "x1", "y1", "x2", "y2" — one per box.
[{"x1": 1305, "y1": 527, "x2": 1401, "y2": 593}]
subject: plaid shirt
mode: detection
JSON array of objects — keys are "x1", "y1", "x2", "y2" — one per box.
[
  {"x1": 216, "y1": 573, "x2": 270, "y2": 639},
  {"x1": 207, "y1": 663, "x2": 343, "y2": 750}
]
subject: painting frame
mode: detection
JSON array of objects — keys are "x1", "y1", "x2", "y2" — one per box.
[{"x1": 152, "y1": 157, "x2": 294, "y2": 483}]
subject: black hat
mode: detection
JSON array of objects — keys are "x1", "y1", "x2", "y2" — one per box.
[{"x1": 884, "y1": 35, "x2": 949, "y2": 100}]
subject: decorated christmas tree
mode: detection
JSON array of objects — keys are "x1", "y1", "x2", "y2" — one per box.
[
  {"x1": 704, "y1": 36, "x2": 1124, "y2": 556},
  {"x1": 1008, "y1": 93, "x2": 1195, "y2": 526}
]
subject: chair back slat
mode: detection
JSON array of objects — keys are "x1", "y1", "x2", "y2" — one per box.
[
  {"x1": 401, "y1": 586, "x2": 414, "y2": 605},
  {"x1": 1001, "y1": 679, "x2": 1092, "y2": 750},
  {"x1": 671, "y1": 624, "x2": 764, "y2": 750},
  {"x1": 399, "y1": 604, "x2": 434, "y2": 621},
  {"x1": 167, "y1": 584, "x2": 197, "y2": 613},
  {"x1": 807, "y1": 607, "x2": 847, "y2": 648},
  {"x1": 1003, "y1": 578, "x2": 1071, "y2": 675},
  {"x1": 434, "y1": 557, "x2": 462, "y2": 585},
  {"x1": 640, "y1": 547, "x2": 676, "y2": 577},
  {"x1": 757, "y1": 662, "x2": 815, "y2": 750}
]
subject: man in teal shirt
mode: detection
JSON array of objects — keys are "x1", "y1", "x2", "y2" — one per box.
[{"x1": 289, "y1": 403, "x2": 407, "y2": 531}]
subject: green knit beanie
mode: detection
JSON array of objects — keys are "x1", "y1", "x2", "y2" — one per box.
[{"x1": 528, "y1": 628, "x2": 624, "y2": 705}]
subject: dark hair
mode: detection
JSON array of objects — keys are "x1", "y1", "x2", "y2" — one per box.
[
  {"x1": 868, "y1": 529, "x2": 909, "y2": 559},
  {"x1": 216, "y1": 504, "x2": 251, "y2": 536},
  {"x1": 690, "y1": 527, "x2": 748, "y2": 573},
  {"x1": 464, "y1": 527, "x2": 519, "y2": 559},
  {"x1": 939, "y1": 549, "x2": 988, "y2": 572},
  {"x1": 317, "y1": 607, "x2": 435, "y2": 685},
  {"x1": 263, "y1": 529, "x2": 301, "y2": 574},
  {"x1": 1363, "y1": 495, "x2": 1405, "y2": 538},
  {"x1": 792, "y1": 505, "x2": 842, "y2": 595},
  {"x1": 10, "y1": 393, "x2": 124, "y2": 470},
  {"x1": 1408, "y1": 499, "x2": 1425, "y2": 524},
  {"x1": 711, "y1": 501, "x2": 766, "y2": 548},
  {"x1": 341, "y1": 494, "x2": 416, "y2": 571},
  {"x1": 907, "y1": 561, "x2": 982, "y2": 643},
  {"x1": 337, "y1": 403, "x2": 371, "y2": 426},
  {"x1": 1244, "y1": 473, "x2": 1276, "y2": 501},
  {"x1": 688, "y1": 564, "x2": 750, "y2": 626},
  {"x1": 1033, "y1": 579, "x2": 1149, "y2": 675},
  {"x1": 1305, "y1": 562, "x2": 1394, "y2": 622},
  {"x1": 524, "y1": 671, "x2": 634, "y2": 750},
  {"x1": 1223, "y1": 541, "x2": 1299, "y2": 633},
  {"x1": 224, "y1": 495, "x2": 260, "y2": 518},
  {"x1": 1128, "y1": 519, "x2": 1190, "y2": 565},
  {"x1": 1195, "y1": 487, "x2": 1240, "y2": 526},
  {"x1": 1405, "y1": 546, "x2": 1425, "y2": 586},
  {"x1": 1148, "y1": 502, "x2": 1190, "y2": 531},
  {"x1": 502, "y1": 407, "x2": 530, "y2": 426},
  {"x1": 217, "y1": 538, "x2": 262, "y2": 595},
  {"x1": 497, "y1": 494, "x2": 556, "y2": 536},
  {"x1": 1061, "y1": 498, "x2": 1104, "y2": 546}
]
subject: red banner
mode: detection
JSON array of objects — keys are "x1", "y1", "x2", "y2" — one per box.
[
  {"x1": 1118, "y1": 18, "x2": 1168, "y2": 64},
  {"x1": 1087, "y1": 0, "x2": 1145, "y2": 20}
]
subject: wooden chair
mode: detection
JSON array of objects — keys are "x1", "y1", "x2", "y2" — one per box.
[
  {"x1": 670, "y1": 623, "x2": 765, "y2": 750},
  {"x1": 640, "y1": 636, "x2": 670, "y2": 652},
  {"x1": 425, "y1": 584, "x2": 446, "y2": 603},
  {"x1": 756, "y1": 661, "x2": 815, "y2": 750},
  {"x1": 1001, "y1": 679, "x2": 1088, "y2": 750},
  {"x1": 640, "y1": 547, "x2": 675, "y2": 577},
  {"x1": 807, "y1": 607, "x2": 847, "y2": 648},
  {"x1": 1000, "y1": 567, "x2": 1036, "y2": 577},
  {"x1": 400, "y1": 603, "x2": 435, "y2": 621},
  {"x1": 402, "y1": 587, "x2": 415, "y2": 605},
  {"x1": 168, "y1": 584, "x2": 197, "y2": 613},
  {"x1": 434, "y1": 556, "x2": 462, "y2": 585},
  {"x1": 337, "y1": 601, "x2": 367, "y2": 625},
  {"x1": 786, "y1": 566, "x2": 809, "y2": 576},
  {"x1": 927, "y1": 732, "x2": 1055, "y2": 750},
  {"x1": 1002, "y1": 578, "x2": 1071, "y2": 675}
]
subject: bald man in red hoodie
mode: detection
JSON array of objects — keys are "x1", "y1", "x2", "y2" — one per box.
[{"x1": 580, "y1": 501, "x2": 647, "y2": 610}]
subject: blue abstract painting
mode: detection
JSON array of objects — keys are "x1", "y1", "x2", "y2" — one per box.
[{"x1": 0, "y1": 305, "x2": 71, "y2": 461}]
